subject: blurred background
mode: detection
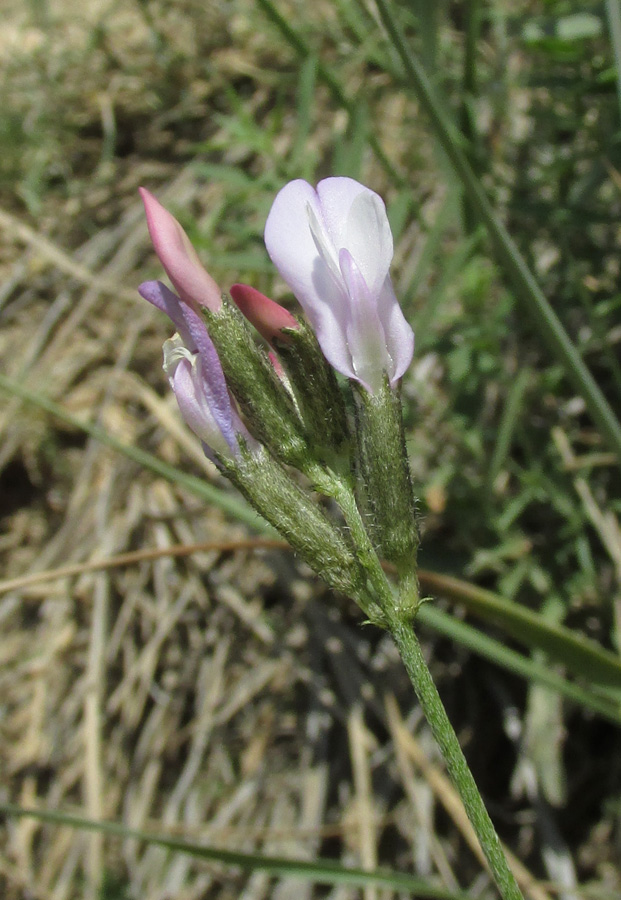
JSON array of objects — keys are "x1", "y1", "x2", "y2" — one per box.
[{"x1": 1, "y1": 0, "x2": 621, "y2": 897}]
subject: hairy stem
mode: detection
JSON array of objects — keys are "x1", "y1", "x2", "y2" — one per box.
[{"x1": 385, "y1": 603, "x2": 525, "y2": 900}]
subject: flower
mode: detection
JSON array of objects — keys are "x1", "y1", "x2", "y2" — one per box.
[
  {"x1": 138, "y1": 279, "x2": 253, "y2": 460},
  {"x1": 264, "y1": 177, "x2": 414, "y2": 394}
]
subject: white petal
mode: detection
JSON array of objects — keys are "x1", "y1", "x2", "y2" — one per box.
[
  {"x1": 170, "y1": 356, "x2": 230, "y2": 456},
  {"x1": 265, "y1": 179, "x2": 355, "y2": 379},
  {"x1": 343, "y1": 191, "x2": 393, "y2": 297},
  {"x1": 265, "y1": 177, "x2": 414, "y2": 392},
  {"x1": 264, "y1": 179, "x2": 324, "y2": 313},
  {"x1": 339, "y1": 249, "x2": 389, "y2": 393},
  {"x1": 376, "y1": 277, "x2": 415, "y2": 385},
  {"x1": 316, "y1": 178, "x2": 393, "y2": 297},
  {"x1": 306, "y1": 201, "x2": 341, "y2": 285}
]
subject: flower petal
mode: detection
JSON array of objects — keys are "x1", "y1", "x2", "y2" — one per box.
[
  {"x1": 317, "y1": 178, "x2": 393, "y2": 297},
  {"x1": 163, "y1": 334, "x2": 251, "y2": 459},
  {"x1": 165, "y1": 343, "x2": 232, "y2": 457},
  {"x1": 376, "y1": 276, "x2": 415, "y2": 384},
  {"x1": 265, "y1": 179, "x2": 356, "y2": 379},
  {"x1": 339, "y1": 249, "x2": 388, "y2": 393},
  {"x1": 265, "y1": 176, "x2": 414, "y2": 392},
  {"x1": 139, "y1": 280, "x2": 194, "y2": 348},
  {"x1": 264, "y1": 179, "x2": 325, "y2": 310}
]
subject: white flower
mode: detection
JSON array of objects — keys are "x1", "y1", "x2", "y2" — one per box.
[{"x1": 264, "y1": 177, "x2": 414, "y2": 393}]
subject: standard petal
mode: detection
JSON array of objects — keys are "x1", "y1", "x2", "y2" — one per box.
[
  {"x1": 316, "y1": 179, "x2": 393, "y2": 299},
  {"x1": 315, "y1": 177, "x2": 369, "y2": 248},
  {"x1": 265, "y1": 179, "x2": 356, "y2": 378},
  {"x1": 343, "y1": 191, "x2": 393, "y2": 297},
  {"x1": 140, "y1": 187, "x2": 222, "y2": 312},
  {"x1": 264, "y1": 179, "x2": 324, "y2": 312}
]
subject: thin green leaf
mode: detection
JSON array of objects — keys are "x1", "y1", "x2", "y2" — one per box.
[
  {"x1": 419, "y1": 568, "x2": 621, "y2": 689},
  {"x1": 0, "y1": 804, "x2": 470, "y2": 898},
  {"x1": 417, "y1": 605, "x2": 621, "y2": 726}
]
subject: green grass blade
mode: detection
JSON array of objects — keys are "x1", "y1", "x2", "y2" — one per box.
[
  {"x1": 417, "y1": 605, "x2": 621, "y2": 726},
  {"x1": 420, "y1": 568, "x2": 621, "y2": 689},
  {"x1": 487, "y1": 368, "x2": 531, "y2": 486},
  {"x1": 0, "y1": 804, "x2": 470, "y2": 898},
  {"x1": 373, "y1": 0, "x2": 621, "y2": 464},
  {"x1": 412, "y1": 227, "x2": 482, "y2": 352},
  {"x1": 401, "y1": 191, "x2": 459, "y2": 307},
  {"x1": 332, "y1": 97, "x2": 369, "y2": 179},
  {"x1": 605, "y1": 0, "x2": 621, "y2": 123},
  {"x1": 290, "y1": 53, "x2": 319, "y2": 179},
  {"x1": 460, "y1": 0, "x2": 483, "y2": 232}
]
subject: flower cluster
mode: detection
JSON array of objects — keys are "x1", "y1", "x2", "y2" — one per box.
[{"x1": 139, "y1": 177, "x2": 418, "y2": 614}]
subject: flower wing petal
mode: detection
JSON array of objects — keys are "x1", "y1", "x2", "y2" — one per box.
[{"x1": 376, "y1": 276, "x2": 415, "y2": 385}]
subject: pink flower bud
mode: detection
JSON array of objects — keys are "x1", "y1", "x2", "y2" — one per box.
[
  {"x1": 140, "y1": 187, "x2": 222, "y2": 313},
  {"x1": 229, "y1": 283, "x2": 299, "y2": 343}
]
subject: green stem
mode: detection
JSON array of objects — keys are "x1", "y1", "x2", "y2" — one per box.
[{"x1": 385, "y1": 603, "x2": 525, "y2": 900}]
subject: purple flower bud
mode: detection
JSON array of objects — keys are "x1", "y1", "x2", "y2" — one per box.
[
  {"x1": 264, "y1": 177, "x2": 414, "y2": 394},
  {"x1": 139, "y1": 280, "x2": 254, "y2": 460}
]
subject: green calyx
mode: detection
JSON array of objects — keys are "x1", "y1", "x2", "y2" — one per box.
[
  {"x1": 222, "y1": 446, "x2": 375, "y2": 608},
  {"x1": 353, "y1": 378, "x2": 419, "y2": 580},
  {"x1": 274, "y1": 321, "x2": 351, "y2": 460},
  {"x1": 203, "y1": 297, "x2": 310, "y2": 468}
]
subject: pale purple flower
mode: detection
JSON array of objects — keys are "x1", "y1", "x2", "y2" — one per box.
[
  {"x1": 264, "y1": 177, "x2": 414, "y2": 394},
  {"x1": 139, "y1": 280, "x2": 253, "y2": 460}
]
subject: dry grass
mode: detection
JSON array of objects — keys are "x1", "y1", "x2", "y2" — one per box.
[{"x1": 1, "y1": 1, "x2": 620, "y2": 898}]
